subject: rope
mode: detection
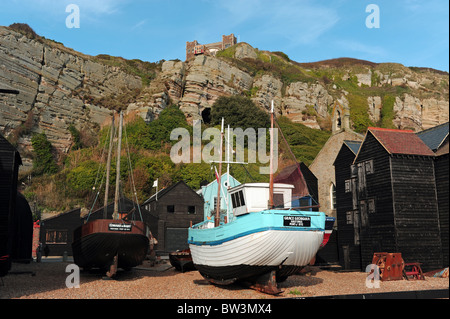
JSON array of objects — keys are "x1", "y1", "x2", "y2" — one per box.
[
  {"x1": 273, "y1": 115, "x2": 320, "y2": 206},
  {"x1": 123, "y1": 122, "x2": 144, "y2": 222},
  {"x1": 86, "y1": 122, "x2": 114, "y2": 221}
]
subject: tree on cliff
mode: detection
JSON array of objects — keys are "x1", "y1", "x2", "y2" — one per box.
[
  {"x1": 31, "y1": 132, "x2": 58, "y2": 175},
  {"x1": 210, "y1": 95, "x2": 270, "y2": 130}
]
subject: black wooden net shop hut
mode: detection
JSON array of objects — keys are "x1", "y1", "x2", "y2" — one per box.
[
  {"x1": 416, "y1": 122, "x2": 449, "y2": 267},
  {"x1": 334, "y1": 127, "x2": 444, "y2": 272},
  {"x1": 333, "y1": 140, "x2": 362, "y2": 270},
  {"x1": 1, "y1": 85, "x2": 33, "y2": 277}
]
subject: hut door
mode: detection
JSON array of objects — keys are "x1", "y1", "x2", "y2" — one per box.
[{"x1": 357, "y1": 162, "x2": 367, "y2": 199}]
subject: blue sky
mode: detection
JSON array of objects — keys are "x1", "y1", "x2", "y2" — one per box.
[{"x1": 1, "y1": 0, "x2": 449, "y2": 71}]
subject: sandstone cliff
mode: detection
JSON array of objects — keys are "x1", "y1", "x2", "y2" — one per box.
[
  {"x1": 0, "y1": 26, "x2": 142, "y2": 169},
  {"x1": 0, "y1": 26, "x2": 448, "y2": 171},
  {"x1": 140, "y1": 42, "x2": 448, "y2": 132}
]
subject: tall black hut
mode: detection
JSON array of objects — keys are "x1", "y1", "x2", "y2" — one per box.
[
  {"x1": 417, "y1": 122, "x2": 449, "y2": 267},
  {"x1": 334, "y1": 140, "x2": 362, "y2": 270},
  {"x1": 334, "y1": 127, "x2": 444, "y2": 272}
]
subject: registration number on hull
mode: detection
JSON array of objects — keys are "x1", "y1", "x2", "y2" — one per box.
[
  {"x1": 283, "y1": 216, "x2": 311, "y2": 227},
  {"x1": 108, "y1": 223, "x2": 132, "y2": 231}
]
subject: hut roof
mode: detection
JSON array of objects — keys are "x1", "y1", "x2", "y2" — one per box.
[{"x1": 367, "y1": 127, "x2": 435, "y2": 157}]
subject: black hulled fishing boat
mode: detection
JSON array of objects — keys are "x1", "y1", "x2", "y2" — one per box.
[{"x1": 72, "y1": 111, "x2": 149, "y2": 277}]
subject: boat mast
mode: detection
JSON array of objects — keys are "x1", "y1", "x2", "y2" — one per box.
[
  {"x1": 269, "y1": 100, "x2": 274, "y2": 209},
  {"x1": 103, "y1": 114, "x2": 115, "y2": 219},
  {"x1": 113, "y1": 111, "x2": 123, "y2": 220},
  {"x1": 226, "y1": 124, "x2": 230, "y2": 223},
  {"x1": 215, "y1": 118, "x2": 224, "y2": 227}
]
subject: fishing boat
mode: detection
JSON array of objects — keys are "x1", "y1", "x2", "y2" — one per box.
[
  {"x1": 188, "y1": 102, "x2": 326, "y2": 294},
  {"x1": 321, "y1": 216, "x2": 336, "y2": 248},
  {"x1": 72, "y1": 112, "x2": 150, "y2": 278}
]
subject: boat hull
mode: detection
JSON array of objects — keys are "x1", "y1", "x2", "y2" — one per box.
[
  {"x1": 72, "y1": 219, "x2": 149, "y2": 270},
  {"x1": 169, "y1": 249, "x2": 195, "y2": 272},
  {"x1": 188, "y1": 210, "x2": 325, "y2": 283}
]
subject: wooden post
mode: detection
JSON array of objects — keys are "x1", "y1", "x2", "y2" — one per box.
[
  {"x1": 269, "y1": 100, "x2": 274, "y2": 209},
  {"x1": 113, "y1": 111, "x2": 123, "y2": 220},
  {"x1": 215, "y1": 118, "x2": 224, "y2": 227},
  {"x1": 103, "y1": 114, "x2": 114, "y2": 219}
]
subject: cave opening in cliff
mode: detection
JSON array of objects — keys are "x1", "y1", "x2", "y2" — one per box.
[{"x1": 202, "y1": 107, "x2": 211, "y2": 124}]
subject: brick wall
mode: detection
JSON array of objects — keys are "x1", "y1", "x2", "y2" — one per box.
[
  {"x1": 186, "y1": 34, "x2": 237, "y2": 61},
  {"x1": 186, "y1": 40, "x2": 198, "y2": 61}
]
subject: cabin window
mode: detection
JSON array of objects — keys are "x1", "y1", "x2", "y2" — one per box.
[
  {"x1": 299, "y1": 197, "x2": 312, "y2": 210},
  {"x1": 238, "y1": 191, "x2": 245, "y2": 206},
  {"x1": 46, "y1": 230, "x2": 68, "y2": 244},
  {"x1": 188, "y1": 205, "x2": 196, "y2": 214},
  {"x1": 231, "y1": 190, "x2": 246, "y2": 208},
  {"x1": 231, "y1": 193, "x2": 237, "y2": 208},
  {"x1": 167, "y1": 205, "x2": 175, "y2": 213},
  {"x1": 273, "y1": 193, "x2": 285, "y2": 208}
]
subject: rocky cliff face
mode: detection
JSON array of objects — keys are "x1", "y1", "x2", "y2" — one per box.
[
  {"x1": 142, "y1": 42, "x2": 448, "y2": 132},
  {"x1": 0, "y1": 26, "x2": 141, "y2": 169},
  {"x1": 0, "y1": 26, "x2": 448, "y2": 171}
]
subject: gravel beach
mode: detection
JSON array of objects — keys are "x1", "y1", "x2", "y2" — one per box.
[{"x1": 1, "y1": 260, "x2": 448, "y2": 299}]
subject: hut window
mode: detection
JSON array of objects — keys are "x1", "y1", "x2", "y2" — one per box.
[
  {"x1": 345, "y1": 179, "x2": 351, "y2": 193},
  {"x1": 167, "y1": 205, "x2": 175, "y2": 213},
  {"x1": 188, "y1": 205, "x2": 196, "y2": 214},
  {"x1": 368, "y1": 198, "x2": 376, "y2": 214},
  {"x1": 350, "y1": 164, "x2": 357, "y2": 178},
  {"x1": 346, "y1": 211, "x2": 353, "y2": 224},
  {"x1": 46, "y1": 230, "x2": 68, "y2": 244},
  {"x1": 365, "y1": 160, "x2": 374, "y2": 174}
]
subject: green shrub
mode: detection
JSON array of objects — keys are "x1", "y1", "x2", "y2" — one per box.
[
  {"x1": 66, "y1": 160, "x2": 100, "y2": 193},
  {"x1": 126, "y1": 105, "x2": 191, "y2": 150},
  {"x1": 380, "y1": 95, "x2": 396, "y2": 128},
  {"x1": 68, "y1": 125, "x2": 82, "y2": 150},
  {"x1": 31, "y1": 132, "x2": 58, "y2": 175},
  {"x1": 347, "y1": 94, "x2": 375, "y2": 133},
  {"x1": 210, "y1": 95, "x2": 270, "y2": 130}
]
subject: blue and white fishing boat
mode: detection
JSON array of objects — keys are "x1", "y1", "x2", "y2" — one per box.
[{"x1": 188, "y1": 103, "x2": 326, "y2": 294}]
